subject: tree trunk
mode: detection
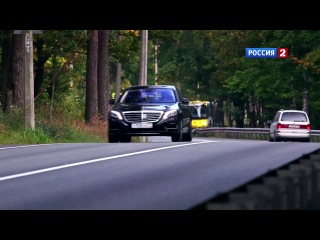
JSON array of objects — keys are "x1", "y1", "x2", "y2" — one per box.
[
  {"x1": 215, "y1": 98, "x2": 224, "y2": 127},
  {"x1": 97, "y1": 30, "x2": 110, "y2": 121},
  {"x1": 302, "y1": 74, "x2": 308, "y2": 113},
  {"x1": 154, "y1": 40, "x2": 159, "y2": 85},
  {"x1": 1, "y1": 30, "x2": 13, "y2": 113},
  {"x1": 302, "y1": 90, "x2": 308, "y2": 113},
  {"x1": 115, "y1": 31, "x2": 123, "y2": 101},
  {"x1": 247, "y1": 93, "x2": 256, "y2": 128},
  {"x1": 11, "y1": 34, "x2": 25, "y2": 109},
  {"x1": 226, "y1": 97, "x2": 232, "y2": 126},
  {"x1": 85, "y1": 30, "x2": 99, "y2": 124},
  {"x1": 49, "y1": 54, "x2": 57, "y2": 121}
]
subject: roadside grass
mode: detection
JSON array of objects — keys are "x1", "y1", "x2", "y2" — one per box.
[{"x1": 0, "y1": 111, "x2": 107, "y2": 144}]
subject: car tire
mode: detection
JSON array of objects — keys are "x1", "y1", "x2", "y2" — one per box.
[
  {"x1": 273, "y1": 131, "x2": 279, "y2": 142},
  {"x1": 120, "y1": 135, "x2": 132, "y2": 143},
  {"x1": 172, "y1": 119, "x2": 183, "y2": 142},
  {"x1": 108, "y1": 134, "x2": 119, "y2": 143},
  {"x1": 183, "y1": 120, "x2": 192, "y2": 142}
]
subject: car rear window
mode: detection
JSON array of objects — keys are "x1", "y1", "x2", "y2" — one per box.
[{"x1": 281, "y1": 112, "x2": 308, "y2": 122}]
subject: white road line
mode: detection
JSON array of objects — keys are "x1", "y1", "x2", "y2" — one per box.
[
  {"x1": 0, "y1": 141, "x2": 218, "y2": 181},
  {"x1": 0, "y1": 144, "x2": 57, "y2": 150}
]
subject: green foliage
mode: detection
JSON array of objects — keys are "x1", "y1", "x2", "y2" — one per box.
[
  {"x1": 0, "y1": 113, "x2": 106, "y2": 144},
  {"x1": 109, "y1": 30, "x2": 140, "y2": 63},
  {"x1": 154, "y1": 30, "x2": 320, "y2": 128},
  {"x1": 2, "y1": 29, "x2": 320, "y2": 131},
  {"x1": 24, "y1": 128, "x2": 53, "y2": 144},
  {"x1": 149, "y1": 30, "x2": 182, "y2": 44},
  {"x1": 35, "y1": 121, "x2": 103, "y2": 143}
]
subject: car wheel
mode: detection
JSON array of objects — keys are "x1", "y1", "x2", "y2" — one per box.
[
  {"x1": 172, "y1": 119, "x2": 183, "y2": 142},
  {"x1": 120, "y1": 135, "x2": 132, "y2": 143},
  {"x1": 183, "y1": 120, "x2": 192, "y2": 142},
  {"x1": 108, "y1": 134, "x2": 119, "y2": 143},
  {"x1": 273, "y1": 131, "x2": 279, "y2": 142}
]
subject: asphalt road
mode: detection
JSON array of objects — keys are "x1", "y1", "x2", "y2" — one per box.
[{"x1": 1, "y1": 138, "x2": 320, "y2": 209}]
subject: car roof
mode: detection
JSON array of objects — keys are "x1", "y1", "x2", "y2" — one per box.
[
  {"x1": 278, "y1": 109, "x2": 307, "y2": 113},
  {"x1": 125, "y1": 85, "x2": 176, "y2": 90}
]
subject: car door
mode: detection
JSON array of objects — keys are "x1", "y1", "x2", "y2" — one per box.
[
  {"x1": 270, "y1": 112, "x2": 281, "y2": 138},
  {"x1": 179, "y1": 98, "x2": 191, "y2": 130}
]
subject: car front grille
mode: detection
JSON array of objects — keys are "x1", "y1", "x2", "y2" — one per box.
[{"x1": 123, "y1": 111, "x2": 163, "y2": 123}]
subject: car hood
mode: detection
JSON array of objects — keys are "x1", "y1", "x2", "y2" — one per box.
[{"x1": 114, "y1": 103, "x2": 177, "y2": 111}]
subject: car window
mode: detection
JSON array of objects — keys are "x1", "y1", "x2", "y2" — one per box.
[
  {"x1": 273, "y1": 112, "x2": 281, "y2": 122},
  {"x1": 120, "y1": 90, "x2": 140, "y2": 103},
  {"x1": 281, "y1": 112, "x2": 308, "y2": 122},
  {"x1": 190, "y1": 107, "x2": 200, "y2": 119},
  {"x1": 200, "y1": 104, "x2": 208, "y2": 118},
  {"x1": 158, "y1": 90, "x2": 175, "y2": 103}
]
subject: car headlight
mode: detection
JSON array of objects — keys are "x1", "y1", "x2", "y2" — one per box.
[
  {"x1": 163, "y1": 110, "x2": 177, "y2": 119},
  {"x1": 110, "y1": 110, "x2": 123, "y2": 120}
]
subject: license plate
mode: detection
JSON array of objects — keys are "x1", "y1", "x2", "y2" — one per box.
[
  {"x1": 289, "y1": 125, "x2": 299, "y2": 128},
  {"x1": 132, "y1": 123, "x2": 153, "y2": 128}
]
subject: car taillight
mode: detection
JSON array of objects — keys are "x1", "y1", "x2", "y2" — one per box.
[
  {"x1": 277, "y1": 123, "x2": 289, "y2": 128},
  {"x1": 300, "y1": 124, "x2": 311, "y2": 130}
]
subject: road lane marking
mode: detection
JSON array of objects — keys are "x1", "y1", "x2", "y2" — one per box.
[
  {"x1": 0, "y1": 141, "x2": 218, "y2": 181},
  {"x1": 0, "y1": 144, "x2": 56, "y2": 150}
]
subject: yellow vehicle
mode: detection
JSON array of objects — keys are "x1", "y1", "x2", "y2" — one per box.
[{"x1": 188, "y1": 101, "x2": 213, "y2": 128}]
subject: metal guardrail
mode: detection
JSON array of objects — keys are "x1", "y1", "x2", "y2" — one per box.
[
  {"x1": 193, "y1": 127, "x2": 320, "y2": 142},
  {"x1": 190, "y1": 127, "x2": 320, "y2": 209},
  {"x1": 190, "y1": 149, "x2": 320, "y2": 210}
]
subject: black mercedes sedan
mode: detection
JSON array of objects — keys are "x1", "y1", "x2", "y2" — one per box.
[{"x1": 108, "y1": 85, "x2": 192, "y2": 143}]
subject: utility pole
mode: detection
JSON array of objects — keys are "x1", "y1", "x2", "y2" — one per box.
[
  {"x1": 138, "y1": 30, "x2": 148, "y2": 142},
  {"x1": 13, "y1": 30, "x2": 43, "y2": 130},
  {"x1": 138, "y1": 30, "x2": 148, "y2": 86},
  {"x1": 24, "y1": 30, "x2": 35, "y2": 130}
]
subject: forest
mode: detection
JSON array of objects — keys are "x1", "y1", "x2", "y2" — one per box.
[{"x1": 1, "y1": 30, "x2": 320, "y2": 135}]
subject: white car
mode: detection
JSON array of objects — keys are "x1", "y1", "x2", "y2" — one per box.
[{"x1": 268, "y1": 110, "x2": 311, "y2": 142}]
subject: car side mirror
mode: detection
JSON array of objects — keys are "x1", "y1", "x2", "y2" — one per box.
[
  {"x1": 181, "y1": 97, "x2": 189, "y2": 104},
  {"x1": 266, "y1": 120, "x2": 272, "y2": 128},
  {"x1": 109, "y1": 99, "x2": 115, "y2": 105}
]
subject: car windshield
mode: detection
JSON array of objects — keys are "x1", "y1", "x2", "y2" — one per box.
[
  {"x1": 120, "y1": 89, "x2": 176, "y2": 103},
  {"x1": 281, "y1": 112, "x2": 308, "y2": 122},
  {"x1": 189, "y1": 105, "x2": 208, "y2": 119}
]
